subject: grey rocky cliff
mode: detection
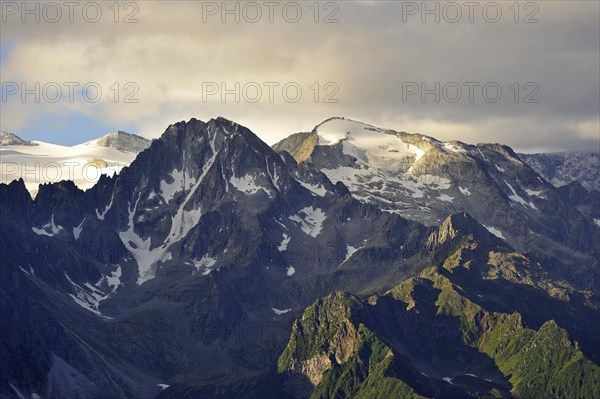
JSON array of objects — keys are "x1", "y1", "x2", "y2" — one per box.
[{"x1": 519, "y1": 152, "x2": 600, "y2": 192}]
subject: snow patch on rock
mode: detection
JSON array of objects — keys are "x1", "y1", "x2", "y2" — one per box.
[
  {"x1": 298, "y1": 181, "x2": 328, "y2": 197},
  {"x1": 459, "y1": 187, "x2": 471, "y2": 196},
  {"x1": 193, "y1": 255, "x2": 218, "y2": 275},
  {"x1": 344, "y1": 245, "x2": 358, "y2": 262},
  {"x1": 230, "y1": 174, "x2": 266, "y2": 195},
  {"x1": 289, "y1": 206, "x2": 326, "y2": 237},
  {"x1": 524, "y1": 188, "x2": 543, "y2": 197},
  {"x1": 73, "y1": 219, "x2": 85, "y2": 240},
  {"x1": 278, "y1": 233, "x2": 291, "y2": 251},
  {"x1": 483, "y1": 225, "x2": 506, "y2": 240},
  {"x1": 64, "y1": 273, "x2": 115, "y2": 319},
  {"x1": 160, "y1": 168, "x2": 195, "y2": 203},
  {"x1": 504, "y1": 181, "x2": 536, "y2": 209},
  {"x1": 32, "y1": 214, "x2": 63, "y2": 236}
]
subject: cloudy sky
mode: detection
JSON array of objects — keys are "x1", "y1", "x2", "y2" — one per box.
[{"x1": 1, "y1": 0, "x2": 598, "y2": 152}]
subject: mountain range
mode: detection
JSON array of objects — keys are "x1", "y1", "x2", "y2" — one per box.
[
  {"x1": 0, "y1": 117, "x2": 598, "y2": 399},
  {"x1": 274, "y1": 118, "x2": 600, "y2": 291}
]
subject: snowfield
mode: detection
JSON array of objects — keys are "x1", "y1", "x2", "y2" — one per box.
[
  {"x1": 289, "y1": 206, "x2": 326, "y2": 237},
  {"x1": 1, "y1": 136, "x2": 142, "y2": 197},
  {"x1": 316, "y1": 118, "x2": 425, "y2": 167}
]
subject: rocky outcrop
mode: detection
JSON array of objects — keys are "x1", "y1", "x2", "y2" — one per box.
[
  {"x1": 90, "y1": 131, "x2": 150, "y2": 153},
  {"x1": 272, "y1": 131, "x2": 318, "y2": 164},
  {"x1": 519, "y1": 152, "x2": 600, "y2": 192},
  {"x1": 278, "y1": 225, "x2": 600, "y2": 398},
  {"x1": 0, "y1": 131, "x2": 38, "y2": 146}
]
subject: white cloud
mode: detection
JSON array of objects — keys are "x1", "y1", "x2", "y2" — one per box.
[{"x1": 576, "y1": 119, "x2": 600, "y2": 141}]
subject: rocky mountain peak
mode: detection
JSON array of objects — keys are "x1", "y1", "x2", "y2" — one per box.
[
  {"x1": 2, "y1": 115, "x2": 600, "y2": 398},
  {"x1": 272, "y1": 117, "x2": 600, "y2": 292},
  {"x1": 0, "y1": 131, "x2": 38, "y2": 146},
  {"x1": 85, "y1": 130, "x2": 150, "y2": 153},
  {"x1": 426, "y1": 211, "x2": 505, "y2": 255},
  {"x1": 0, "y1": 178, "x2": 32, "y2": 215}
]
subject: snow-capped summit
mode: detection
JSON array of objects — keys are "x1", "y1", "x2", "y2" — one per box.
[
  {"x1": 274, "y1": 117, "x2": 476, "y2": 224},
  {"x1": 273, "y1": 117, "x2": 599, "y2": 293},
  {"x1": 314, "y1": 117, "x2": 428, "y2": 167},
  {"x1": 77, "y1": 131, "x2": 150, "y2": 154},
  {"x1": 274, "y1": 117, "x2": 527, "y2": 221},
  {"x1": 274, "y1": 117, "x2": 469, "y2": 174}
]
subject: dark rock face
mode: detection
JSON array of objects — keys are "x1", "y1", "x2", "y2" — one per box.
[
  {"x1": 278, "y1": 214, "x2": 600, "y2": 399},
  {"x1": 1, "y1": 117, "x2": 431, "y2": 398},
  {"x1": 1, "y1": 117, "x2": 598, "y2": 398}
]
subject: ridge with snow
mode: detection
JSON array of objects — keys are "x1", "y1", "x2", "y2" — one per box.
[
  {"x1": 0, "y1": 131, "x2": 150, "y2": 196},
  {"x1": 273, "y1": 117, "x2": 600, "y2": 291}
]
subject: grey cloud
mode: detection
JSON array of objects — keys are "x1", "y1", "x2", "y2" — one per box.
[{"x1": 0, "y1": 0, "x2": 598, "y2": 152}]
